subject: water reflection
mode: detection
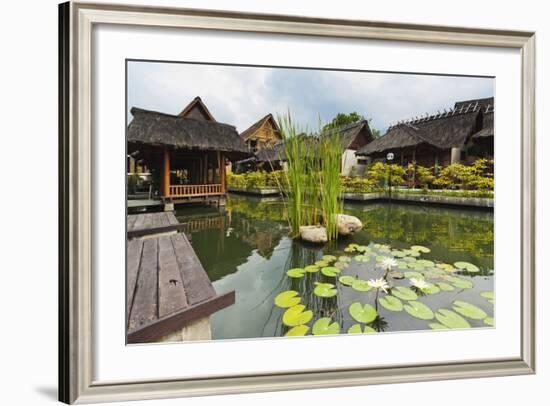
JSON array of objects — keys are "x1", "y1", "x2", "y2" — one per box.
[{"x1": 175, "y1": 194, "x2": 494, "y2": 339}]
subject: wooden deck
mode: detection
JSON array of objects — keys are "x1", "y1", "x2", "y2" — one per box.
[{"x1": 127, "y1": 212, "x2": 235, "y2": 343}]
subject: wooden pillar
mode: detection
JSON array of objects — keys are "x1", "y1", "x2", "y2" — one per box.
[
  {"x1": 451, "y1": 147, "x2": 461, "y2": 164},
  {"x1": 204, "y1": 152, "x2": 208, "y2": 184},
  {"x1": 162, "y1": 147, "x2": 170, "y2": 197},
  {"x1": 220, "y1": 152, "x2": 226, "y2": 192}
]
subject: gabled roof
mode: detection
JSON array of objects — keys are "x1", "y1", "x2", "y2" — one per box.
[
  {"x1": 240, "y1": 114, "x2": 281, "y2": 141},
  {"x1": 178, "y1": 96, "x2": 216, "y2": 121},
  {"x1": 128, "y1": 107, "x2": 250, "y2": 159},
  {"x1": 454, "y1": 97, "x2": 494, "y2": 112},
  {"x1": 472, "y1": 110, "x2": 494, "y2": 139},
  {"x1": 325, "y1": 119, "x2": 373, "y2": 150}
]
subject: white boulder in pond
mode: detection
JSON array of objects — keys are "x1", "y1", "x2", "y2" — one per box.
[
  {"x1": 336, "y1": 214, "x2": 363, "y2": 236},
  {"x1": 299, "y1": 225, "x2": 328, "y2": 244}
]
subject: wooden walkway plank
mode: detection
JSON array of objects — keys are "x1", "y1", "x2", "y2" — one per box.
[
  {"x1": 171, "y1": 233, "x2": 216, "y2": 305},
  {"x1": 128, "y1": 238, "x2": 158, "y2": 331},
  {"x1": 166, "y1": 212, "x2": 179, "y2": 225},
  {"x1": 132, "y1": 213, "x2": 146, "y2": 231},
  {"x1": 127, "y1": 214, "x2": 138, "y2": 230},
  {"x1": 126, "y1": 239, "x2": 144, "y2": 315},
  {"x1": 158, "y1": 235, "x2": 187, "y2": 318}
]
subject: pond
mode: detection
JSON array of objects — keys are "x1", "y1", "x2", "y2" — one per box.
[{"x1": 175, "y1": 194, "x2": 494, "y2": 339}]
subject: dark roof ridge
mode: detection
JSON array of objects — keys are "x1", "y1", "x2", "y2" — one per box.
[{"x1": 130, "y1": 107, "x2": 237, "y2": 130}]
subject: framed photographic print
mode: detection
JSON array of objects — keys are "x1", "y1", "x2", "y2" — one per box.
[{"x1": 59, "y1": 1, "x2": 536, "y2": 404}]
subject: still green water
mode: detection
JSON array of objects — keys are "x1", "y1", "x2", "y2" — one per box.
[{"x1": 175, "y1": 194, "x2": 494, "y2": 339}]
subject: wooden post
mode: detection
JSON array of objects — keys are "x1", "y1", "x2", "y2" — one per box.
[
  {"x1": 220, "y1": 152, "x2": 226, "y2": 193},
  {"x1": 162, "y1": 147, "x2": 170, "y2": 197},
  {"x1": 204, "y1": 152, "x2": 208, "y2": 184}
]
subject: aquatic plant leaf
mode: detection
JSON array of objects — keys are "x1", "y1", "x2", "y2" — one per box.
[
  {"x1": 389, "y1": 270, "x2": 405, "y2": 279},
  {"x1": 484, "y1": 317, "x2": 494, "y2": 326},
  {"x1": 416, "y1": 259, "x2": 435, "y2": 267},
  {"x1": 312, "y1": 317, "x2": 340, "y2": 335},
  {"x1": 437, "y1": 282, "x2": 455, "y2": 292},
  {"x1": 411, "y1": 245, "x2": 431, "y2": 253},
  {"x1": 480, "y1": 291, "x2": 494, "y2": 300},
  {"x1": 488, "y1": 299, "x2": 495, "y2": 304},
  {"x1": 344, "y1": 247, "x2": 355, "y2": 253},
  {"x1": 436, "y1": 262, "x2": 456, "y2": 272},
  {"x1": 404, "y1": 271, "x2": 424, "y2": 279},
  {"x1": 397, "y1": 260, "x2": 409, "y2": 269},
  {"x1": 435, "y1": 309, "x2": 471, "y2": 329},
  {"x1": 286, "y1": 268, "x2": 306, "y2": 278},
  {"x1": 338, "y1": 256, "x2": 351, "y2": 262},
  {"x1": 321, "y1": 266, "x2": 341, "y2": 277},
  {"x1": 391, "y1": 286, "x2": 418, "y2": 301},
  {"x1": 315, "y1": 260, "x2": 329, "y2": 267},
  {"x1": 351, "y1": 279, "x2": 372, "y2": 292},
  {"x1": 379, "y1": 295, "x2": 403, "y2": 312},
  {"x1": 349, "y1": 302, "x2": 378, "y2": 323},
  {"x1": 304, "y1": 265, "x2": 319, "y2": 273},
  {"x1": 285, "y1": 325, "x2": 309, "y2": 336},
  {"x1": 446, "y1": 276, "x2": 474, "y2": 289},
  {"x1": 356, "y1": 245, "x2": 369, "y2": 253},
  {"x1": 322, "y1": 255, "x2": 337, "y2": 262},
  {"x1": 452, "y1": 301, "x2": 487, "y2": 320},
  {"x1": 404, "y1": 301, "x2": 434, "y2": 320},
  {"x1": 422, "y1": 284, "x2": 441, "y2": 295},
  {"x1": 354, "y1": 255, "x2": 370, "y2": 262},
  {"x1": 404, "y1": 250, "x2": 421, "y2": 257},
  {"x1": 429, "y1": 323, "x2": 449, "y2": 330},
  {"x1": 403, "y1": 256, "x2": 417, "y2": 263},
  {"x1": 347, "y1": 324, "x2": 376, "y2": 334},
  {"x1": 391, "y1": 250, "x2": 406, "y2": 258},
  {"x1": 313, "y1": 282, "x2": 338, "y2": 297},
  {"x1": 407, "y1": 262, "x2": 426, "y2": 271},
  {"x1": 274, "y1": 290, "x2": 301, "y2": 308},
  {"x1": 334, "y1": 261, "x2": 349, "y2": 270},
  {"x1": 338, "y1": 275, "x2": 356, "y2": 286},
  {"x1": 454, "y1": 261, "x2": 480, "y2": 273},
  {"x1": 282, "y1": 305, "x2": 313, "y2": 327}
]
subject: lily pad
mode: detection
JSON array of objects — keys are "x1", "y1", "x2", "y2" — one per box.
[
  {"x1": 480, "y1": 291, "x2": 494, "y2": 300},
  {"x1": 315, "y1": 260, "x2": 329, "y2": 267},
  {"x1": 454, "y1": 261, "x2": 480, "y2": 273},
  {"x1": 379, "y1": 295, "x2": 403, "y2": 312},
  {"x1": 351, "y1": 279, "x2": 372, "y2": 292},
  {"x1": 416, "y1": 259, "x2": 435, "y2": 267},
  {"x1": 391, "y1": 250, "x2": 406, "y2": 258},
  {"x1": 437, "y1": 282, "x2": 455, "y2": 292},
  {"x1": 304, "y1": 265, "x2": 319, "y2": 273},
  {"x1": 349, "y1": 302, "x2": 378, "y2": 323},
  {"x1": 389, "y1": 270, "x2": 405, "y2": 279},
  {"x1": 338, "y1": 256, "x2": 351, "y2": 262},
  {"x1": 338, "y1": 275, "x2": 356, "y2": 286},
  {"x1": 422, "y1": 284, "x2": 441, "y2": 295},
  {"x1": 391, "y1": 286, "x2": 418, "y2": 301},
  {"x1": 282, "y1": 305, "x2": 313, "y2": 327},
  {"x1": 334, "y1": 261, "x2": 349, "y2": 269},
  {"x1": 435, "y1": 309, "x2": 471, "y2": 329},
  {"x1": 286, "y1": 268, "x2": 306, "y2": 278},
  {"x1": 436, "y1": 263, "x2": 456, "y2": 272},
  {"x1": 453, "y1": 301, "x2": 487, "y2": 320},
  {"x1": 313, "y1": 282, "x2": 338, "y2": 298},
  {"x1": 411, "y1": 245, "x2": 431, "y2": 253},
  {"x1": 347, "y1": 324, "x2": 376, "y2": 334},
  {"x1": 403, "y1": 256, "x2": 417, "y2": 263},
  {"x1": 284, "y1": 325, "x2": 309, "y2": 336},
  {"x1": 354, "y1": 255, "x2": 370, "y2": 262},
  {"x1": 274, "y1": 290, "x2": 301, "y2": 308},
  {"x1": 429, "y1": 323, "x2": 449, "y2": 330},
  {"x1": 407, "y1": 262, "x2": 426, "y2": 271},
  {"x1": 404, "y1": 250, "x2": 421, "y2": 257},
  {"x1": 404, "y1": 271, "x2": 424, "y2": 279},
  {"x1": 322, "y1": 255, "x2": 337, "y2": 262},
  {"x1": 344, "y1": 247, "x2": 355, "y2": 253},
  {"x1": 356, "y1": 245, "x2": 369, "y2": 253},
  {"x1": 484, "y1": 317, "x2": 494, "y2": 326},
  {"x1": 404, "y1": 301, "x2": 434, "y2": 320},
  {"x1": 312, "y1": 317, "x2": 340, "y2": 335},
  {"x1": 446, "y1": 276, "x2": 474, "y2": 289},
  {"x1": 321, "y1": 266, "x2": 341, "y2": 277}
]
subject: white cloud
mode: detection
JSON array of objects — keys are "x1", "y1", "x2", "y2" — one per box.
[{"x1": 128, "y1": 61, "x2": 493, "y2": 133}]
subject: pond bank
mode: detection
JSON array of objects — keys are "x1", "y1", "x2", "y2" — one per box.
[{"x1": 227, "y1": 188, "x2": 493, "y2": 209}]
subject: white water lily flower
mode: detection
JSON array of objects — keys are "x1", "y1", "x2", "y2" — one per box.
[
  {"x1": 377, "y1": 257, "x2": 398, "y2": 270},
  {"x1": 410, "y1": 277, "x2": 430, "y2": 289},
  {"x1": 367, "y1": 278, "x2": 390, "y2": 293}
]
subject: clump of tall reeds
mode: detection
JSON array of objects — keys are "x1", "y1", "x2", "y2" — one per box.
[{"x1": 274, "y1": 113, "x2": 343, "y2": 241}]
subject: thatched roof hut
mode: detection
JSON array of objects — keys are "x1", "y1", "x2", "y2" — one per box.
[
  {"x1": 357, "y1": 97, "x2": 493, "y2": 163},
  {"x1": 240, "y1": 114, "x2": 281, "y2": 144},
  {"x1": 128, "y1": 107, "x2": 250, "y2": 160},
  {"x1": 327, "y1": 119, "x2": 374, "y2": 150}
]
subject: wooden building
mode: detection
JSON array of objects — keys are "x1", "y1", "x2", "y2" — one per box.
[
  {"x1": 239, "y1": 113, "x2": 282, "y2": 153},
  {"x1": 244, "y1": 119, "x2": 374, "y2": 174},
  {"x1": 127, "y1": 99, "x2": 250, "y2": 204},
  {"x1": 356, "y1": 97, "x2": 494, "y2": 166}
]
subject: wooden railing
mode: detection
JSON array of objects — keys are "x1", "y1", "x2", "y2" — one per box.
[{"x1": 168, "y1": 184, "x2": 223, "y2": 197}]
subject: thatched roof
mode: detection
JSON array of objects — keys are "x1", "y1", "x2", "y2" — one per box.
[
  {"x1": 178, "y1": 96, "x2": 216, "y2": 121},
  {"x1": 128, "y1": 107, "x2": 251, "y2": 159},
  {"x1": 254, "y1": 141, "x2": 287, "y2": 162},
  {"x1": 240, "y1": 114, "x2": 281, "y2": 141},
  {"x1": 325, "y1": 120, "x2": 373, "y2": 150},
  {"x1": 472, "y1": 108, "x2": 494, "y2": 139},
  {"x1": 357, "y1": 97, "x2": 493, "y2": 156}
]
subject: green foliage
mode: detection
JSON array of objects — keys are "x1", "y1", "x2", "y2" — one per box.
[
  {"x1": 227, "y1": 170, "x2": 286, "y2": 190},
  {"x1": 433, "y1": 159, "x2": 494, "y2": 191},
  {"x1": 322, "y1": 112, "x2": 364, "y2": 132}
]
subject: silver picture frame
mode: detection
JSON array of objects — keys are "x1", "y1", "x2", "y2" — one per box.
[{"x1": 59, "y1": 1, "x2": 536, "y2": 403}]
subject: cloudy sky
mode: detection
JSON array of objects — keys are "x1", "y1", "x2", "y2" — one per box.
[{"x1": 127, "y1": 61, "x2": 493, "y2": 134}]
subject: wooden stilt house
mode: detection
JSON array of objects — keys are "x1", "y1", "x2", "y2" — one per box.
[
  {"x1": 356, "y1": 97, "x2": 494, "y2": 166},
  {"x1": 127, "y1": 99, "x2": 250, "y2": 204}
]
